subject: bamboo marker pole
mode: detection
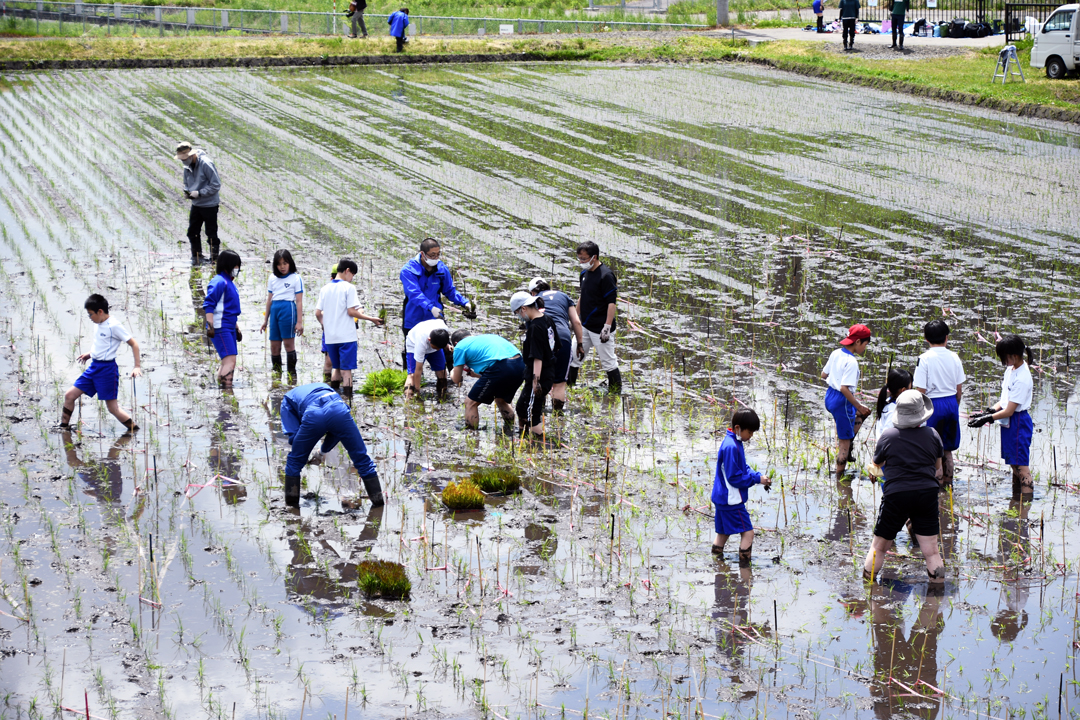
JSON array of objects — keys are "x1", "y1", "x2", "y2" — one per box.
[{"x1": 300, "y1": 686, "x2": 307, "y2": 720}]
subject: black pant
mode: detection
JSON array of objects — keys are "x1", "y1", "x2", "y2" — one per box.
[
  {"x1": 187, "y1": 205, "x2": 219, "y2": 256},
  {"x1": 816, "y1": 14, "x2": 824, "y2": 31},
  {"x1": 395, "y1": 35, "x2": 405, "y2": 51},
  {"x1": 515, "y1": 378, "x2": 551, "y2": 430},
  {"x1": 842, "y1": 18, "x2": 856, "y2": 45},
  {"x1": 350, "y1": 12, "x2": 366, "y2": 36},
  {"x1": 891, "y1": 14, "x2": 904, "y2": 46}
]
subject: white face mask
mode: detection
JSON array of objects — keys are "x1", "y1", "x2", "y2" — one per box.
[
  {"x1": 579, "y1": 258, "x2": 593, "y2": 271},
  {"x1": 231, "y1": 267, "x2": 240, "y2": 278},
  {"x1": 424, "y1": 255, "x2": 440, "y2": 268}
]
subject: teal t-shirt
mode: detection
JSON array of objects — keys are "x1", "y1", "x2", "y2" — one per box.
[
  {"x1": 452, "y1": 335, "x2": 519, "y2": 374},
  {"x1": 891, "y1": 0, "x2": 906, "y2": 15}
]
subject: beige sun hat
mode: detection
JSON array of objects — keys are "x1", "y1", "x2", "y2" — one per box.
[
  {"x1": 175, "y1": 141, "x2": 195, "y2": 161},
  {"x1": 894, "y1": 389, "x2": 934, "y2": 429}
]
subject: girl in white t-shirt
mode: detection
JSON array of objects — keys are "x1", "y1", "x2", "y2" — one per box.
[
  {"x1": 259, "y1": 249, "x2": 304, "y2": 375},
  {"x1": 968, "y1": 334, "x2": 1034, "y2": 496},
  {"x1": 866, "y1": 368, "x2": 913, "y2": 479}
]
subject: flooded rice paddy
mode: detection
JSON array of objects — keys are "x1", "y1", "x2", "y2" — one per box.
[{"x1": 1, "y1": 62, "x2": 1080, "y2": 720}]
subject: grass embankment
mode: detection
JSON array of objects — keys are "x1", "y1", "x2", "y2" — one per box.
[{"x1": 1, "y1": 34, "x2": 1076, "y2": 117}]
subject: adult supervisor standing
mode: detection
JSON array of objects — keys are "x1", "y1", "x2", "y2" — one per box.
[
  {"x1": 569, "y1": 241, "x2": 621, "y2": 395},
  {"x1": 279, "y1": 382, "x2": 384, "y2": 508},
  {"x1": 176, "y1": 141, "x2": 222, "y2": 267},
  {"x1": 839, "y1": 0, "x2": 859, "y2": 49},
  {"x1": 399, "y1": 237, "x2": 475, "y2": 370},
  {"x1": 528, "y1": 277, "x2": 584, "y2": 413}
]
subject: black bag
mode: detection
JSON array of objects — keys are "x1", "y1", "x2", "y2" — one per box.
[{"x1": 949, "y1": 18, "x2": 967, "y2": 37}]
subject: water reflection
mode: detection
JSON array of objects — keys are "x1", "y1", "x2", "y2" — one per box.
[
  {"x1": 712, "y1": 563, "x2": 754, "y2": 666},
  {"x1": 209, "y1": 406, "x2": 246, "y2": 505},
  {"x1": 869, "y1": 580, "x2": 945, "y2": 720},
  {"x1": 992, "y1": 496, "x2": 1033, "y2": 641},
  {"x1": 63, "y1": 431, "x2": 132, "y2": 527}
]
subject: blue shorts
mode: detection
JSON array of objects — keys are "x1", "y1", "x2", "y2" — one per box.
[
  {"x1": 825, "y1": 386, "x2": 857, "y2": 440},
  {"x1": 268, "y1": 300, "x2": 298, "y2": 342},
  {"x1": 73, "y1": 360, "x2": 119, "y2": 401},
  {"x1": 321, "y1": 332, "x2": 327, "y2": 354},
  {"x1": 326, "y1": 341, "x2": 358, "y2": 371},
  {"x1": 1001, "y1": 410, "x2": 1033, "y2": 466},
  {"x1": 468, "y1": 357, "x2": 525, "y2": 405},
  {"x1": 927, "y1": 394, "x2": 961, "y2": 452},
  {"x1": 406, "y1": 349, "x2": 446, "y2": 374},
  {"x1": 714, "y1": 503, "x2": 753, "y2": 535},
  {"x1": 212, "y1": 330, "x2": 238, "y2": 359}
]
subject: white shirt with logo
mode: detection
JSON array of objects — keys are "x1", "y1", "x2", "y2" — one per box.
[
  {"x1": 267, "y1": 272, "x2": 304, "y2": 302},
  {"x1": 316, "y1": 280, "x2": 361, "y2": 345},
  {"x1": 90, "y1": 317, "x2": 132, "y2": 361}
]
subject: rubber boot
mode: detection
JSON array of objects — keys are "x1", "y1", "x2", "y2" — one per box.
[
  {"x1": 738, "y1": 545, "x2": 752, "y2": 568},
  {"x1": 436, "y1": 377, "x2": 448, "y2": 400},
  {"x1": 285, "y1": 475, "x2": 301, "y2": 507},
  {"x1": 552, "y1": 398, "x2": 565, "y2": 414},
  {"x1": 323, "y1": 372, "x2": 333, "y2": 383},
  {"x1": 606, "y1": 368, "x2": 622, "y2": 395},
  {"x1": 209, "y1": 237, "x2": 220, "y2": 264},
  {"x1": 342, "y1": 385, "x2": 353, "y2": 404},
  {"x1": 271, "y1": 355, "x2": 283, "y2": 373},
  {"x1": 190, "y1": 252, "x2": 201, "y2": 267},
  {"x1": 286, "y1": 351, "x2": 297, "y2": 374},
  {"x1": 567, "y1": 367, "x2": 579, "y2": 387},
  {"x1": 330, "y1": 379, "x2": 341, "y2": 390},
  {"x1": 59, "y1": 406, "x2": 73, "y2": 429},
  {"x1": 361, "y1": 474, "x2": 385, "y2": 506},
  {"x1": 401, "y1": 351, "x2": 408, "y2": 371}
]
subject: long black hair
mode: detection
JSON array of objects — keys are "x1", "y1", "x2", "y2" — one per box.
[
  {"x1": 995, "y1": 334, "x2": 1034, "y2": 366},
  {"x1": 272, "y1": 249, "x2": 296, "y2": 278},
  {"x1": 876, "y1": 368, "x2": 913, "y2": 420},
  {"x1": 216, "y1": 249, "x2": 241, "y2": 279}
]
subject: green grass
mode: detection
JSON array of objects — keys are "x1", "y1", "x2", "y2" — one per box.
[
  {"x1": 469, "y1": 467, "x2": 521, "y2": 495},
  {"x1": 356, "y1": 560, "x2": 411, "y2": 599},
  {"x1": 358, "y1": 368, "x2": 408, "y2": 401},
  {"x1": 441, "y1": 479, "x2": 485, "y2": 510}
]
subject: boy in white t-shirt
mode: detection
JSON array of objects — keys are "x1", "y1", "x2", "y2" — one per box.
[
  {"x1": 60, "y1": 294, "x2": 142, "y2": 433},
  {"x1": 914, "y1": 319, "x2": 966, "y2": 485},
  {"x1": 821, "y1": 324, "x2": 872, "y2": 480},
  {"x1": 403, "y1": 318, "x2": 452, "y2": 400},
  {"x1": 314, "y1": 258, "x2": 383, "y2": 394}
]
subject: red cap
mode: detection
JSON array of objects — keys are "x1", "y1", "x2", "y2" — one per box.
[{"x1": 839, "y1": 324, "x2": 872, "y2": 346}]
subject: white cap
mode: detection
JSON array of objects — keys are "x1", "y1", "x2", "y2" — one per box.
[
  {"x1": 527, "y1": 277, "x2": 547, "y2": 293},
  {"x1": 510, "y1": 291, "x2": 540, "y2": 314}
]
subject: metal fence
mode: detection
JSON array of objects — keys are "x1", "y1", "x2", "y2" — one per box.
[
  {"x1": 856, "y1": 0, "x2": 1005, "y2": 24},
  {"x1": 0, "y1": 0, "x2": 709, "y2": 37},
  {"x1": 1004, "y1": 1, "x2": 1056, "y2": 41}
]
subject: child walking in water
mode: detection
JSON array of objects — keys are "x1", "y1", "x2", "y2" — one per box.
[
  {"x1": 711, "y1": 407, "x2": 773, "y2": 566},
  {"x1": 968, "y1": 334, "x2": 1034, "y2": 497},
  {"x1": 204, "y1": 250, "x2": 243, "y2": 388},
  {"x1": 260, "y1": 249, "x2": 304, "y2": 376},
  {"x1": 60, "y1": 294, "x2": 141, "y2": 433},
  {"x1": 915, "y1": 320, "x2": 966, "y2": 486},
  {"x1": 822, "y1": 324, "x2": 872, "y2": 478}
]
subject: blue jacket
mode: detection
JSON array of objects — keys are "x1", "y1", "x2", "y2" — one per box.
[
  {"x1": 711, "y1": 429, "x2": 762, "y2": 507},
  {"x1": 399, "y1": 253, "x2": 469, "y2": 331},
  {"x1": 183, "y1": 151, "x2": 221, "y2": 208},
  {"x1": 280, "y1": 383, "x2": 376, "y2": 478},
  {"x1": 388, "y1": 10, "x2": 409, "y2": 37},
  {"x1": 204, "y1": 273, "x2": 241, "y2": 331},
  {"x1": 813, "y1": 0, "x2": 824, "y2": 12}
]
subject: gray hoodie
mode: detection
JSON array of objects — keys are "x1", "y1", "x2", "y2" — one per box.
[{"x1": 183, "y1": 151, "x2": 221, "y2": 208}]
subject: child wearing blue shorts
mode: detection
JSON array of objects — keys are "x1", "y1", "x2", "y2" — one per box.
[
  {"x1": 711, "y1": 408, "x2": 772, "y2": 566},
  {"x1": 60, "y1": 294, "x2": 141, "y2": 432},
  {"x1": 315, "y1": 258, "x2": 383, "y2": 395},
  {"x1": 968, "y1": 334, "x2": 1034, "y2": 498},
  {"x1": 403, "y1": 318, "x2": 451, "y2": 400},
  {"x1": 259, "y1": 249, "x2": 304, "y2": 376},
  {"x1": 204, "y1": 249, "x2": 243, "y2": 388},
  {"x1": 821, "y1": 324, "x2": 872, "y2": 479},
  {"x1": 914, "y1": 319, "x2": 966, "y2": 485}
]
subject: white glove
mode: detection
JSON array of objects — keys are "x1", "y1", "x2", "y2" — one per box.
[
  {"x1": 431, "y1": 306, "x2": 443, "y2": 318},
  {"x1": 600, "y1": 324, "x2": 611, "y2": 343},
  {"x1": 189, "y1": 190, "x2": 200, "y2": 199}
]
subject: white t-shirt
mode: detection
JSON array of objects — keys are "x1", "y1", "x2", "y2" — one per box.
[
  {"x1": 914, "y1": 346, "x2": 966, "y2": 399},
  {"x1": 999, "y1": 362, "x2": 1033, "y2": 413},
  {"x1": 822, "y1": 347, "x2": 860, "y2": 392},
  {"x1": 405, "y1": 318, "x2": 449, "y2": 362},
  {"x1": 875, "y1": 401, "x2": 897, "y2": 437},
  {"x1": 267, "y1": 273, "x2": 304, "y2": 302},
  {"x1": 316, "y1": 280, "x2": 360, "y2": 345},
  {"x1": 90, "y1": 317, "x2": 132, "y2": 361}
]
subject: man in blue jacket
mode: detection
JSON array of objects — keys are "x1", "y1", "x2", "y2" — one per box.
[
  {"x1": 388, "y1": 7, "x2": 409, "y2": 52},
  {"x1": 279, "y1": 382, "x2": 384, "y2": 508},
  {"x1": 399, "y1": 237, "x2": 475, "y2": 369},
  {"x1": 177, "y1": 141, "x2": 222, "y2": 267}
]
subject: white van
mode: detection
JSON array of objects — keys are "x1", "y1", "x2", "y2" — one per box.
[{"x1": 1030, "y1": 3, "x2": 1079, "y2": 78}]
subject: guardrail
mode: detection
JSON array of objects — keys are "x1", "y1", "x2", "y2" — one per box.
[
  {"x1": 0, "y1": 0, "x2": 710, "y2": 37},
  {"x1": 1004, "y1": 1, "x2": 1055, "y2": 41}
]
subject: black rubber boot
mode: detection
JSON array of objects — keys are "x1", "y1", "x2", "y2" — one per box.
[
  {"x1": 285, "y1": 475, "x2": 301, "y2": 507},
  {"x1": 122, "y1": 418, "x2": 139, "y2": 433},
  {"x1": 342, "y1": 386, "x2": 353, "y2": 404},
  {"x1": 271, "y1": 355, "x2": 283, "y2": 373},
  {"x1": 330, "y1": 379, "x2": 341, "y2": 390},
  {"x1": 209, "y1": 237, "x2": 220, "y2": 264},
  {"x1": 738, "y1": 545, "x2": 752, "y2": 568},
  {"x1": 567, "y1": 367, "x2": 579, "y2": 387},
  {"x1": 552, "y1": 398, "x2": 565, "y2": 414},
  {"x1": 59, "y1": 406, "x2": 73, "y2": 429},
  {"x1": 606, "y1": 368, "x2": 622, "y2": 395},
  {"x1": 361, "y1": 474, "x2": 385, "y2": 506},
  {"x1": 323, "y1": 372, "x2": 333, "y2": 383},
  {"x1": 190, "y1": 253, "x2": 201, "y2": 267},
  {"x1": 286, "y1": 351, "x2": 297, "y2": 374},
  {"x1": 436, "y1": 377, "x2": 448, "y2": 400},
  {"x1": 401, "y1": 351, "x2": 408, "y2": 371}
]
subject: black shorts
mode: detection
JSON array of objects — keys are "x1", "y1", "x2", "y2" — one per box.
[
  {"x1": 873, "y1": 488, "x2": 940, "y2": 540},
  {"x1": 468, "y1": 357, "x2": 525, "y2": 405}
]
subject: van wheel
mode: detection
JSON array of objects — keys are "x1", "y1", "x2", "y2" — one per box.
[{"x1": 1046, "y1": 56, "x2": 1068, "y2": 79}]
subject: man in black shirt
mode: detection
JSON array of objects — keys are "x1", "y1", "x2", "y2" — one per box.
[
  {"x1": 511, "y1": 291, "x2": 561, "y2": 439},
  {"x1": 528, "y1": 277, "x2": 584, "y2": 413},
  {"x1": 570, "y1": 241, "x2": 622, "y2": 394}
]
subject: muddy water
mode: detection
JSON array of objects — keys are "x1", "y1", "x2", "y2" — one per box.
[{"x1": 0, "y1": 62, "x2": 1079, "y2": 720}]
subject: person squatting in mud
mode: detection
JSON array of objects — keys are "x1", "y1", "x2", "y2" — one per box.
[
  {"x1": 711, "y1": 407, "x2": 773, "y2": 566},
  {"x1": 403, "y1": 318, "x2": 452, "y2": 400},
  {"x1": 176, "y1": 141, "x2": 221, "y2": 267},
  {"x1": 279, "y1": 382, "x2": 384, "y2": 508},
  {"x1": 822, "y1": 323, "x2": 872, "y2": 479},
  {"x1": 60, "y1": 294, "x2": 141, "y2": 433},
  {"x1": 204, "y1": 250, "x2": 243, "y2": 389},
  {"x1": 449, "y1": 330, "x2": 524, "y2": 434}
]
